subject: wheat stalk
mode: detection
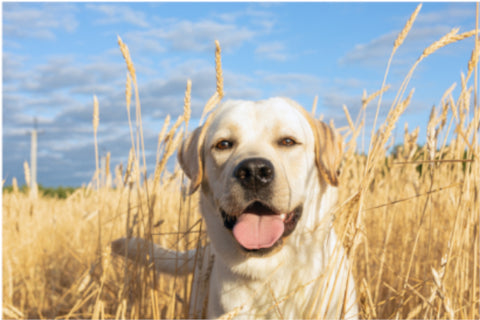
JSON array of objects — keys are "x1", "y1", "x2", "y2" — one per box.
[
  {"x1": 93, "y1": 95, "x2": 99, "y2": 134},
  {"x1": 343, "y1": 104, "x2": 355, "y2": 133},
  {"x1": 126, "y1": 72, "x2": 132, "y2": 113},
  {"x1": 362, "y1": 85, "x2": 391, "y2": 110},
  {"x1": 440, "y1": 83, "x2": 457, "y2": 108},
  {"x1": 125, "y1": 72, "x2": 136, "y2": 155},
  {"x1": 200, "y1": 92, "x2": 221, "y2": 123},
  {"x1": 153, "y1": 115, "x2": 184, "y2": 188},
  {"x1": 342, "y1": 104, "x2": 359, "y2": 157},
  {"x1": 404, "y1": 124, "x2": 420, "y2": 159},
  {"x1": 124, "y1": 147, "x2": 135, "y2": 186},
  {"x1": 200, "y1": 41, "x2": 225, "y2": 123},
  {"x1": 438, "y1": 100, "x2": 449, "y2": 133},
  {"x1": 118, "y1": 35, "x2": 147, "y2": 182},
  {"x1": 312, "y1": 95, "x2": 318, "y2": 116},
  {"x1": 368, "y1": 4, "x2": 422, "y2": 159},
  {"x1": 184, "y1": 79, "x2": 192, "y2": 131},
  {"x1": 156, "y1": 114, "x2": 171, "y2": 165},
  {"x1": 467, "y1": 45, "x2": 480, "y2": 82},
  {"x1": 421, "y1": 29, "x2": 476, "y2": 61},
  {"x1": 7, "y1": 7, "x2": 480, "y2": 318},
  {"x1": 394, "y1": 4, "x2": 422, "y2": 50},
  {"x1": 23, "y1": 161, "x2": 31, "y2": 188},
  {"x1": 169, "y1": 115, "x2": 185, "y2": 143},
  {"x1": 117, "y1": 36, "x2": 136, "y2": 82},
  {"x1": 12, "y1": 177, "x2": 18, "y2": 193},
  {"x1": 362, "y1": 89, "x2": 415, "y2": 196},
  {"x1": 472, "y1": 4, "x2": 480, "y2": 169},
  {"x1": 394, "y1": 29, "x2": 477, "y2": 112},
  {"x1": 215, "y1": 40, "x2": 224, "y2": 98},
  {"x1": 114, "y1": 164, "x2": 123, "y2": 190},
  {"x1": 105, "y1": 152, "x2": 111, "y2": 188},
  {"x1": 93, "y1": 95, "x2": 100, "y2": 190},
  {"x1": 376, "y1": 89, "x2": 414, "y2": 159},
  {"x1": 427, "y1": 121, "x2": 437, "y2": 163}
]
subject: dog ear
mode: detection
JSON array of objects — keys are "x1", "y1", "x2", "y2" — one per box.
[
  {"x1": 281, "y1": 97, "x2": 343, "y2": 186},
  {"x1": 178, "y1": 126, "x2": 204, "y2": 194},
  {"x1": 311, "y1": 120, "x2": 343, "y2": 186}
]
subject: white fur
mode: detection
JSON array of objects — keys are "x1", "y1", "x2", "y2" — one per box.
[{"x1": 112, "y1": 97, "x2": 358, "y2": 319}]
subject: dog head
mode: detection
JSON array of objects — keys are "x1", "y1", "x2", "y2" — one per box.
[{"x1": 178, "y1": 97, "x2": 342, "y2": 270}]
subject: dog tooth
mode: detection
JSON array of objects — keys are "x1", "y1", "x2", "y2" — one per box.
[{"x1": 280, "y1": 213, "x2": 287, "y2": 221}]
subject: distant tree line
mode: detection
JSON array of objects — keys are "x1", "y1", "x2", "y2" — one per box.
[{"x1": 3, "y1": 184, "x2": 77, "y2": 199}]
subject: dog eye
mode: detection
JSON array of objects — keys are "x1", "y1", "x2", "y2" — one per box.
[
  {"x1": 279, "y1": 137, "x2": 297, "y2": 146},
  {"x1": 215, "y1": 140, "x2": 233, "y2": 150}
]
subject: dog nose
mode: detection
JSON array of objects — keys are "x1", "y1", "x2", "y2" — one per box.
[{"x1": 234, "y1": 158, "x2": 274, "y2": 190}]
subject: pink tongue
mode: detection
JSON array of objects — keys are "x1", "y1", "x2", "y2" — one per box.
[{"x1": 233, "y1": 213, "x2": 285, "y2": 250}]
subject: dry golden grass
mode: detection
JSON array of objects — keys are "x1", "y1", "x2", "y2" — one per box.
[{"x1": 3, "y1": 8, "x2": 479, "y2": 320}]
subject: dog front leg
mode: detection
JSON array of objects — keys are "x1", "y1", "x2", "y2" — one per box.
[{"x1": 111, "y1": 237, "x2": 197, "y2": 275}]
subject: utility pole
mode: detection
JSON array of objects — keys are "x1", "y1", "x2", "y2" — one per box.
[{"x1": 29, "y1": 118, "x2": 43, "y2": 197}]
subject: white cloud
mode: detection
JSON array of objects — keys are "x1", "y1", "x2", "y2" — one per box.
[
  {"x1": 168, "y1": 20, "x2": 255, "y2": 51},
  {"x1": 214, "y1": 6, "x2": 277, "y2": 33},
  {"x1": 125, "y1": 19, "x2": 256, "y2": 53},
  {"x1": 3, "y1": 3, "x2": 78, "y2": 40},
  {"x1": 338, "y1": 23, "x2": 458, "y2": 68},
  {"x1": 338, "y1": 3, "x2": 474, "y2": 69},
  {"x1": 223, "y1": 72, "x2": 262, "y2": 100},
  {"x1": 2, "y1": 52, "x2": 29, "y2": 82},
  {"x1": 255, "y1": 42, "x2": 288, "y2": 61},
  {"x1": 8, "y1": 55, "x2": 124, "y2": 96},
  {"x1": 119, "y1": 7, "x2": 277, "y2": 55},
  {"x1": 417, "y1": 6, "x2": 474, "y2": 24},
  {"x1": 260, "y1": 72, "x2": 325, "y2": 98},
  {"x1": 338, "y1": 31, "x2": 395, "y2": 67},
  {"x1": 86, "y1": 4, "x2": 150, "y2": 28}
]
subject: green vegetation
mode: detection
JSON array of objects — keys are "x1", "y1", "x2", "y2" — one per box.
[{"x1": 3, "y1": 184, "x2": 77, "y2": 199}]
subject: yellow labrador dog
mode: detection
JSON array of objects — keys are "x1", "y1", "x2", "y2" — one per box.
[{"x1": 112, "y1": 97, "x2": 358, "y2": 319}]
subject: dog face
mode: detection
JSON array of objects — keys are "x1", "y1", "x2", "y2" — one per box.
[{"x1": 178, "y1": 97, "x2": 342, "y2": 267}]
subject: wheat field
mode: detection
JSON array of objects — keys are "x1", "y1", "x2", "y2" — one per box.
[{"x1": 3, "y1": 6, "x2": 479, "y2": 319}]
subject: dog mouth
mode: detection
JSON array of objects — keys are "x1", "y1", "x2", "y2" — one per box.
[{"x1": 221, "y1": 201, "x2": 302, "y2": 254}]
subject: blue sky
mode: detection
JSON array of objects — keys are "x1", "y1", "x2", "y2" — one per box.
[{"x1": 2, "y1": 2, "x2": 477, "y2": 187}]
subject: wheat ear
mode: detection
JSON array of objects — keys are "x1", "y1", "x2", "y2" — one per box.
[
  {"x1": 118, "y1": 35, "x2": 147, "y2": 181},
  {"x1": 394, "y1": 4, "x2": 422, "y2": 51},
  {"x1": 367, "y1": 4, "x2": 421, "y2": 162},
  {"x1": 215, "y1": 40, "x2": 224, "y2": 98},
  {"x1": 362, "y1": 85, "x2": 391, "y2": 110},
  {"x1": 200, "y1": 40, "x2": 225, "y2": 123},
  {"x1": 393, "y1": 29, "x2": 477, "y2": 113}
]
